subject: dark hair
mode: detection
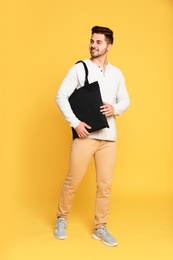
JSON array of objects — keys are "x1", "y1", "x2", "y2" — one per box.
[{"x1": 91, "y1": 26, "x2": 114, "y2": 44}]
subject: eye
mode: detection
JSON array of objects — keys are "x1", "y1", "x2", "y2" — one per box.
[{"x1": 97, "y1": 41, "x2": 102, "y2": 44}]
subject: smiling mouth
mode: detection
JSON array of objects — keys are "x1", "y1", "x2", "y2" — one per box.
[{"x1": 90, "y1": 48, "x2": 97, "y2": 52}]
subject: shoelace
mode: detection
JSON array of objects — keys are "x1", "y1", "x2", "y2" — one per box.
[
  {"x1": 99, "y1": 226, "x2": 112, "y2": 237},
  {"x1": 58, "y1": 219, "x2": 66, "y2": 230}
]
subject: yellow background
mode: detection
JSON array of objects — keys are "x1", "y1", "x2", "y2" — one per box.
[{"x1": 1, "y1": 0, "x2": 173, "y2": 259}]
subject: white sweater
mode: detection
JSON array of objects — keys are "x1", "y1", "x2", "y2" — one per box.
[{"x1": 56, "y1": 58, "x2": 130, "y2": 141}]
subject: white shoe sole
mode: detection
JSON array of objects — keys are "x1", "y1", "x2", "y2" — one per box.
[
  {"x1": 92, "y1": 233, "x2": 118, "y2": 247},
  {"x1": 54, "y1": 234, "x2": 67, "y2": 240}
]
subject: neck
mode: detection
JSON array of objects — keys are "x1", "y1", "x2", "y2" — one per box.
[{"x1": 90, "y1": 56, "x2": 108, "y2": 69}]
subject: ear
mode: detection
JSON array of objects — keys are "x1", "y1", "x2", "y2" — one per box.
[{"x1": 107, "y1": 44, "x2": 112, "y2": 51}]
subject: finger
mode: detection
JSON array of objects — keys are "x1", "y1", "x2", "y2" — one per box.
[
  {"x1": 78, "y1": 132, "x2": 85, "y2": 138},
  {"x1": 100, "y1": 107, "x2": 107, "y2": 112},
  {"x1": 84, "y1": 123, "x2": 92, "y2": 129},
  {"x1": 79, "y1": 133, "x2": 87, "y2": 138},
  {"x1": 78, "y1": 129, "x2": 89, "y2": 137},
  {"x1": 100, "y1": 104, "x2": 107, "y2": 109},
  {"x1": 103, "y1": 111, "x2": 109, "y2": 116},
  {"x1": 101, "y1": 108, "x2": 109, "y2": 114},
  {"x1": 83, "y1": 129, "x2": 90, "y2": 135}
]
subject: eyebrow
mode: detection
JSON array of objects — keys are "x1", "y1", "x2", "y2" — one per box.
[{"x1": 90, "y1": 39, "x2": 104, "y2": 43}]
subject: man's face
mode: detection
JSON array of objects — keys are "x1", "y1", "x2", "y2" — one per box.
[{"x1": 89, "y1": 33, "x2": 111, "y2": 58}]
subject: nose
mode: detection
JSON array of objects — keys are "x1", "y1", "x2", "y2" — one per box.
[{"x1": 90, "y1": 42, "x2": 96, "y2": 48}]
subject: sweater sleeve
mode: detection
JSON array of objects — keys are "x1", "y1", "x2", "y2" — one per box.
[
  {"x1": 113, "y1": 72, "x2": 130, "y2": 116},
  {"x1": 55, "y1": 66, "x2": 81, "y2": 128}
]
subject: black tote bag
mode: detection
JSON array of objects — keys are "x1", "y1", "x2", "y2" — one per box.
[{"x1": 69, "y1": 61, "x2": 109, "y2": 139}]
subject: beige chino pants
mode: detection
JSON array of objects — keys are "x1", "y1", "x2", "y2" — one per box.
[{"x1": 57, "y1": 138, "x2": 116, "y2": 229}]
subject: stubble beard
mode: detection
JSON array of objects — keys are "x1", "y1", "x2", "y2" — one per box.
[{"x1": 90, "y1": 48, "x2": 107, "y2": 59}]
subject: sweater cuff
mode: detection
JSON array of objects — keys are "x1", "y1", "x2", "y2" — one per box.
[
  {"x1": 70, "y1": 118, "x2": 81, "y2": 129},
  {"x1": 113, "y1": 104, "x2": 121, "y2": 116}
]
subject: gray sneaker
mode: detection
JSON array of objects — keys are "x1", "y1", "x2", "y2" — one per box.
[
  {"x1": 92, "y1": 226, "x2": 118, "y2": 247},
  {"x1": 54, "y1": 217, "x2": 67, "y2": 239}
]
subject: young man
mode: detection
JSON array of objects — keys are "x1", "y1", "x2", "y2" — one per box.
[{"x1": 55, "y1": 26, "x2": 130, "y2": 247}]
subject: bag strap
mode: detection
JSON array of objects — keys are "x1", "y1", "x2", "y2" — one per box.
[{"x1": 75, "y1": 60, "x2": 89, "y2": 86}]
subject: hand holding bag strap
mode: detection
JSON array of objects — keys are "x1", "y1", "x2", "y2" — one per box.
[{"x1": 75, "y1": 60, "x2": 89, "y2": 86}]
